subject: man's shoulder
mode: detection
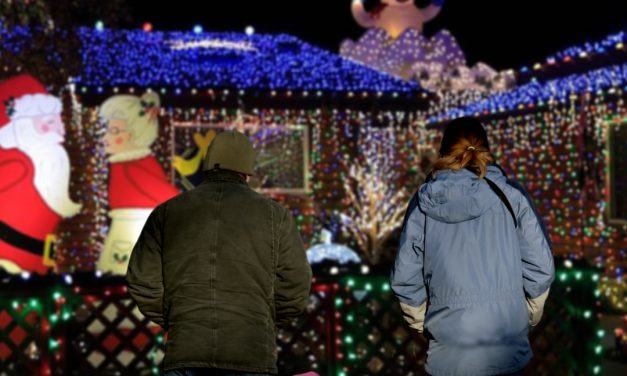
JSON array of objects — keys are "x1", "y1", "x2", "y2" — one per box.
[
  {"x1": 252, "y1": 192, "x2": 287, "y2": 212},
  {"x1": 245, "y1": 192, "x2": 292, "y2": 218},
  {"x1": 163, "y1": 184, "x2": 289, "y2": 214}
]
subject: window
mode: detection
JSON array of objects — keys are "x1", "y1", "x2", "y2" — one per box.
[{"x1": 172, "y1": 122, "x2": 309, "y2": 194}]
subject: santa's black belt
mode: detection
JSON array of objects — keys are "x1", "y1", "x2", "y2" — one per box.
[{"x1": 0, "y1": 220, "x2": 44, "y2": 256}]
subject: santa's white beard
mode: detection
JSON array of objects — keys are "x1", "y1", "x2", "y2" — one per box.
[
  {"x1": 28, "y1": 145, "x2": 81, "y2": 217},
  {"x1": 4, "y1": 118, "x2": 81, "y2": 217}
]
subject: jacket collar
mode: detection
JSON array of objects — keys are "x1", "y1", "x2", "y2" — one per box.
[{"x1": 201, "y1": 170, "x2": 248, "y2": 185}]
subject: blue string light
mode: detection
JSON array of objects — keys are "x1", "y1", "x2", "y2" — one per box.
[
  {"x1": 429, "y1": 64, "x2": 627, "y2": 123},
  {"x1": 71, "y1": 27, "x2": 418, "y2": 92},
  {"x1": 549, "y1": 31, "x2": 625, "y2": 62}
]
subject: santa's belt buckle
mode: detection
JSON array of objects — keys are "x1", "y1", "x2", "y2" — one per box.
[{"x1": 43, "y1": 234, "x2": 57, "y2": 268}]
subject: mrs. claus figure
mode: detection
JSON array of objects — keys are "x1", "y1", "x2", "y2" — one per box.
[{"x1": 97, "y1": 92, "x2": 178, "y2": 275}]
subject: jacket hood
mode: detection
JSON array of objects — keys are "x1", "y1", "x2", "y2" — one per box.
[{"x1": 418, "y1": 165, "x2": 507, "y2": 223}]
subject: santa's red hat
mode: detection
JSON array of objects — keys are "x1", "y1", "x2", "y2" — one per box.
[{"x1": 0, "y1": 74, "x2": 49, "y2": 129}]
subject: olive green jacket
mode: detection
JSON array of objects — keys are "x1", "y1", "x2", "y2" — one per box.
[{"x1": 126, "y1": 170, "x2": 312, "y2": 374}]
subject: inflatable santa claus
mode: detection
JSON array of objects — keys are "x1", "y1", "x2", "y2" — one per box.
[
  {"x1": 0, "y1": 74, "x2": 82, "y2": 274},
  {"x1": 97, "y1": 92, "x2": 178, "y2": 275}
]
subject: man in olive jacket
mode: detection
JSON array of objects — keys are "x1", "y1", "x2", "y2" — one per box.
[{"x1": 125, "y1": 131, "x2": 312, "y2": 375}]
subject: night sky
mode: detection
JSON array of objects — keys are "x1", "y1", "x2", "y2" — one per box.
[{"x1": 126, "y1": 0, "x2": 626, "y2": 70}]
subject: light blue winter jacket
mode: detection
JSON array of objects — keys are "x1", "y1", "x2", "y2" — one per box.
[{"x1": 390, "y1": 165, "x2": 554, "y2": 376}]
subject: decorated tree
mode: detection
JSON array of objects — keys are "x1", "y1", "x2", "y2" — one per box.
[{"x1": 340, "y1": 125, "x2": 436, "y2": 264}]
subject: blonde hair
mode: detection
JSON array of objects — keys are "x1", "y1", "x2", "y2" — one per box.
[
  {"x1": 99, "y1": 92, "x2": 160, "y2": 148},
  {"x1": 432, "y1": 117, "x2": 494, "y2": 179}
]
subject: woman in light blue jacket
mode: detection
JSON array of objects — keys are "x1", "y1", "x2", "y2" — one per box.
[{"x1": 391, "y1": 117, "x2": 554, "y2": 376}]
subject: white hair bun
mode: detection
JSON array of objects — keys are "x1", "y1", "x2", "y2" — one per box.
[{"x1": 141, "y1": 91, "x2": 160, "y2": 108}]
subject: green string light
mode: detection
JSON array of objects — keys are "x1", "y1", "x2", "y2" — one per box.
[{"x1": 49, "y1": 339, "x2": 59, "y2": 350}]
